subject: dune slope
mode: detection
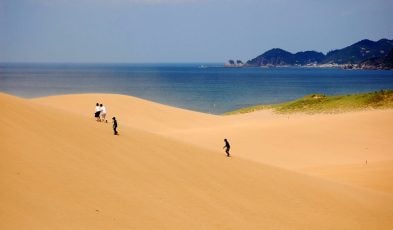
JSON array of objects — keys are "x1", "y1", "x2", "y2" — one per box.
[
  {"x1": 33, "y1": 94, "x2": 393, "y2": 168},
  {"x1": 33, "y1": 93, "x2": 218, "y2": 133},
  {"x1": 303, "y1": 160, "x2": 393, "y2": 193},
  {"x1": 1, "y1": 93, "x2": 392, "y2": 229},
  {"x1": 34, "y1": 94, "x2": 393, "y2": 193}
]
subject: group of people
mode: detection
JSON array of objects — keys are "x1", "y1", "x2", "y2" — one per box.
[
  {"x1": 94, "y1": 103, "x2": 230, "y2": 155},
  {"x1": 94, "y1": 103, "x2": 118, "y2": 135},
  {"x1": 94, "y1": 103, "x2": 107, "y2": 122}
]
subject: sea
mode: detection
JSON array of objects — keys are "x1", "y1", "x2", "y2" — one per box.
[{"x1": 1, "y1": 63, "x2": 393, "y2": 114}]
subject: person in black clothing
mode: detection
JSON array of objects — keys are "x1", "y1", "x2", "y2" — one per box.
[
  {"x1": 223, "y1": 139, "x2": 230, "y2": 157},
  {"x1": 94, "y1": 103, "x2": 101, "y2": 121},
  {"x1": 112, "y1": 117, "x2": 118, "y2": 135}
]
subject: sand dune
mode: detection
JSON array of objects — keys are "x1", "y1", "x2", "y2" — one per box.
[
  {"x1": 34, "y1": 94, "x2": 393, "y2": 167},
  {"x1": 34, "y1": 94, "x2": 393, "y2": 193},
  {"x1": 34, "y1": 93, "x2": 218, "y2": 133},
  {"x1": 302, "y1": 160, "x2": 393, "y2": 193},
  {"x1": 1, "y1": 93, "x2": 393, "y2": 229}
]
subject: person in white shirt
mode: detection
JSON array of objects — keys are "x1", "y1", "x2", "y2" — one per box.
[
  {"x1": 95, "y1": 103, "x2": 101, "y2": 122},
  {"x1": 100, "y1": 104, "x2": 107, "y2": 122}
]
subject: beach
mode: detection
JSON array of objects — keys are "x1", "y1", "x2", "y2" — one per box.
[
  {"x1": 1, "y1": 92, "x2": 393, "y2": 229},
  {"x1": 3, "y1": 0, "x2": 393, "y2": 228}
]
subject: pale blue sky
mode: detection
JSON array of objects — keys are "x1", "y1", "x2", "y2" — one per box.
[{"x1": 1, "y1": 0, "x2": 392, "y2": 63}]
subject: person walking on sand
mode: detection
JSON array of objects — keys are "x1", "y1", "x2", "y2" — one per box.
[
  {"x1": 223, "y1": 139, "x2": 231, "y2": 157},
  {"x1": 95, "y1": 103, "x2": 101, "y2": 122},
  {"x1": 100, "y1": 104, "x2": 107, "y2": 122},
  {"x1": 112, "y1": 117, "x2": 118, "y2": 135}
]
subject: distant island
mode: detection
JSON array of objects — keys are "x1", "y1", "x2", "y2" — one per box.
[{"x1": 226, "y1": 39, "x2": 393, "y2": 70}]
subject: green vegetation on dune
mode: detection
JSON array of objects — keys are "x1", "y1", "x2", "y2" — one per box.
[{"x1": 226, "y1": 90, "x2": 393, "y2": 115}]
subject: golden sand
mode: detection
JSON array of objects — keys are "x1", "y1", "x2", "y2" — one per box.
[{"x1": 1, "y1": 93, "x2": 392, "y2": 229}]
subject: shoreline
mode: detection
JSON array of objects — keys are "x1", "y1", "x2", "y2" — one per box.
[
  {"x1": 2, "y1": 89, "x2": 391, "y2": 116},
  {"x1": 2, "y1": 64, "x2": 393, "y2": 115},
  {"x1": 225, "y1": 64, "x2": 393, "y2": 70}
]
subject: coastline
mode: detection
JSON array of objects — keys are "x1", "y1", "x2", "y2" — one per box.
[
  {"x1": 224, "y1": 63, "x2": 393, "y2": 70},
  {"x1": 2, "y1": 63, "x2": 393, "y2": 114}
]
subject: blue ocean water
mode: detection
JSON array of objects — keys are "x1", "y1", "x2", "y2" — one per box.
[{"x1": 1, "y1": 63, "x2": 393, "y2": 114}]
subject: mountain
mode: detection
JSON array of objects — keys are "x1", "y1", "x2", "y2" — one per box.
[
  {"x1": 358, "y1": 48, "x2": 393, "y2": 70},
  {"x1": 293, "y1": 51, "x2": 325, "y2": 65},
  {"x1": 244, "y1": 39, "x2": 393, "y2": 67},
  {"x1": 324, "y1": 39, "x2": 393, "y2": 64},
  {"x1": 247, "y1": 48, "x2": 294, "y2": 66},
  {"x1": 246, "y1": 49, "x2": 324, "y2": 66},
  {"x1": 384, "y1": 49, "x2": 393, "y2": 68}
]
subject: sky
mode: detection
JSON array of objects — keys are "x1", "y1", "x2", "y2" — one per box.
[{"x1": 1, "y1": 0, "x2": 393, "y2": 63}]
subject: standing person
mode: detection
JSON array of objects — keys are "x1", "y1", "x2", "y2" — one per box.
[
  {"x1": 100, "y1": 104, "x2": 107, "y2": 123},
  {"x1": 223, "y1": 139, "x2": 231, "y2": 157},
  {"x1": 112, "y1": 117, "x2": 118, "y2": 135},
  {"x1": 95, "y1": 103, "x2": 101, "y2": 122}
]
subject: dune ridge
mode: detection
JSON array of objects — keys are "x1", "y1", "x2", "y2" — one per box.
[{"x1": 1, "y1": 93, "x2": 393, "y2": 229}]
